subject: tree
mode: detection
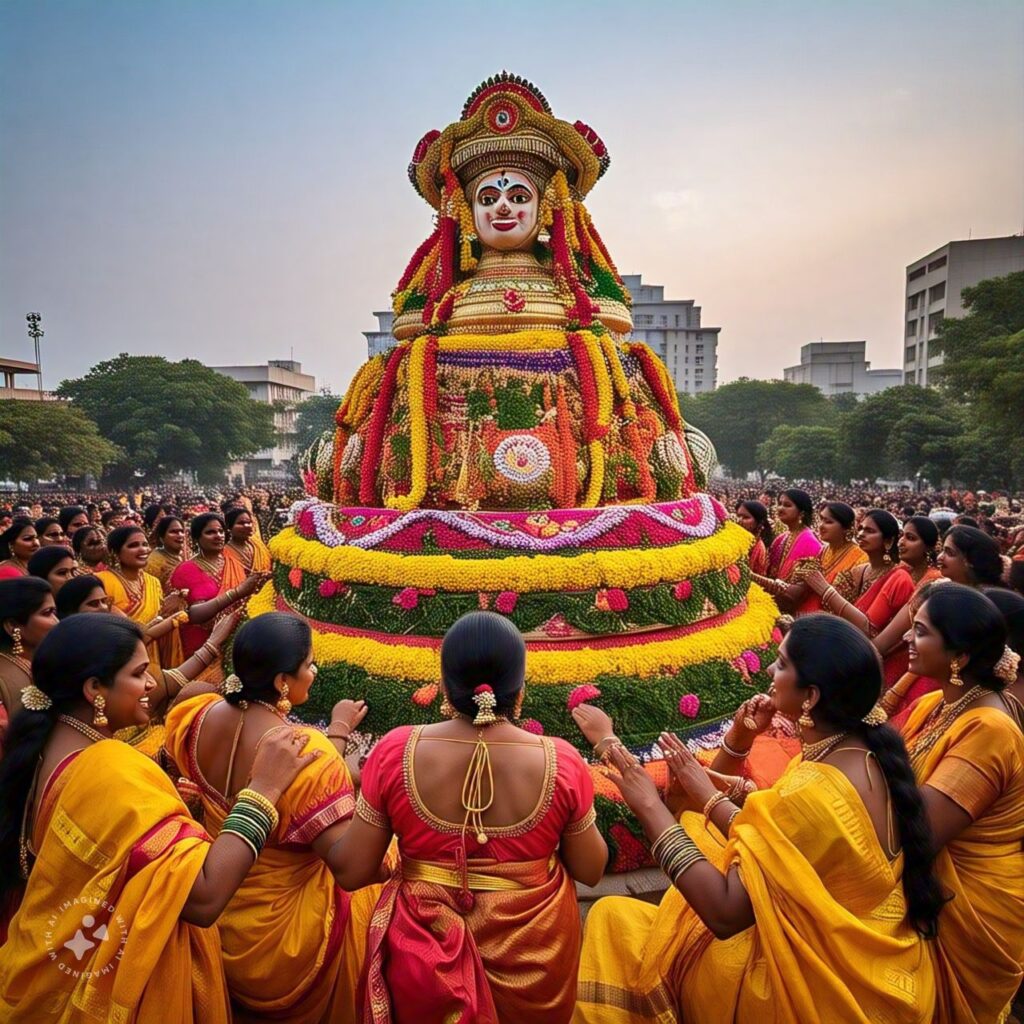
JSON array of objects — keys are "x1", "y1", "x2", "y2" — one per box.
[
  {"x1": 884, "y1": 410, "x2": 962, "y2": 483},
  {"x1": 0, "y1": 400, "x2": 122, "y2": 483},
  {"x1": 293, "y1": 390, "x2": 340, "y2": 455},
  {"x1": 757, "y1": 425, "x2": 839, "y2": 482},
  {"x1": 58, "y1": 355, "x2": 276, "y2": 483},
  {"x1": 936, "y1": 271, "x2": 1024, "y2": 485},
  {"x1": 679, "y1": 379, "x2": 831, "y2": 479}
]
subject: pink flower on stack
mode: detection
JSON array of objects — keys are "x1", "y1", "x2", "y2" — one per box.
[
  {"x1": 393, "y1": 587, "x2": 420, "y2": 610},
  {"x1": 678, "y1": 693, "x2": 701, "y2": 718},
  {"x1": 672, "y1": 580, "x2": 693, "y2": 601},
  {"x1": 288, "y1": 568, "x2": 303, "y2": 589},
  {"x1": 567, "y1": 684, "x2": 601, "y2": 711},
  {"x1": 495, "y1": 591, "x2": 519, "y2": 613},
  {"x1": 520, "y1": 719, "x2": 544, "y2": 735}
]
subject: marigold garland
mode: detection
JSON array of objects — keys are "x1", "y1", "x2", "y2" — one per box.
[
  {"x1": 271, "y1": 519, "x2": 751, "y2": 592},
  {"x1": 248, "y1": 579, "x2": 776, "y2": 685},
  {"x1": 386, "y1": 335, "x2": 432, "y2": 511}
]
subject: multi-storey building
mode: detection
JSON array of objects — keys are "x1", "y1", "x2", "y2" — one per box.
[
  {"x1": 783, "y1": 341, "x2": 901, "y2": 397},
  {"x1": 903, "y1": 236, "x2": 1024, "y2": 385}
]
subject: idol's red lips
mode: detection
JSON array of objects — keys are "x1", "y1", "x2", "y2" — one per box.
[{"x1": 491, "y1": 221, "x2": 517, "y2": 231}]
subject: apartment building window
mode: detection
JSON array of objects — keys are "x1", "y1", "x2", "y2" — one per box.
[
  {"x1": 927, "y1": 255, "x2": 947, "y2": 272},
  {"x1": 928, "y1": 281, "x2": 946, "y2": 303},
  {"x1": 636, "y1": 314, "x2": 654, "y2": 326},
  {"x1": 695, "y1": 357, "x2": 703, "y2": 366},
  {"x1": 696, "y1": 344, "x2": 704, "y2": 354},
  {"x1": 928, "y1": 312, "x2": 944, "y2": 336},
  {"x1": 906, "y1": 320, "x2": 917, "y2": 337},
  {"x1": 905, "y1": 345, "x2": 916, "y2": 364},
  {"x1": 908, "y1": 266, "x2": 926, "y2": 282}
]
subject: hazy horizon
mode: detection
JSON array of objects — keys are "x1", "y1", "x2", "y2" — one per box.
[{"x1": 2, "y1": 0, "x2": 1022, "y2": 394}]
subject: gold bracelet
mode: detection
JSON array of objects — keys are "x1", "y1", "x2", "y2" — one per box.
[
  {"x1": 592, "y1": 734, "x2": 619, "y2": 757},
  {"x1": 327, "y1": 723, "x2": 352, "y2": 740},
  {"x1": 235, "y1": 788, "x2": 280, "y2": 829},
  {"x1": 702, "y1": 792, "x2": 730, "y2": 823},
  {"x1": 719, "y1": 734, "x2": 751, "y2": 759}
]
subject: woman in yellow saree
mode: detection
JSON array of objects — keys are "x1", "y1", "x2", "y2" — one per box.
[
  {"x1": 575, "y1": 615, "x2": 943, "y2": 1024},
  {"x1": 224, "y1": 506, "x2": 272, "y2": 576},
  {"x1": 97, "y1": 525, "x2": 187, "y2": 674},
  {"x1": 163, "y1": 613, "x2": 378, "y2": 1024},
  {"x1": 900, "y1": 583, "x2": 1024, "y2": 1023},
  {"x1": 145, "y1": 515, "x2": 188, "y2": 593},
  {"x1": 0, "y1": 614, "x2": 318, "y2": 1023}
]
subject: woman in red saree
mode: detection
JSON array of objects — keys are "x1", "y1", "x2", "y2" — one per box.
[
  {"x1": 751, "y1": 489, "x2": 822, "y2": 615},
  {"x1": 806, "y1": 509, "x2": 915, "y2": 686},
  {"x1": 734, "y1": 500, "x2": 773, "y2": 577},
  {"x1": 0, "y1": 614, "x2": 317, "y2": 1022},
  {"x1": 169, "y1": 513, "x2": 265, "y2": 678},
  {"x1": 326, "y1": 611, "x2": 608, "y2": 1024}
]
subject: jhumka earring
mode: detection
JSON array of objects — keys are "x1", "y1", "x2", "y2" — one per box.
[
  {"x1": 949, "y1": 659, "x2": 964, "y2": 688},
  {"x1": 797, "y1": 699, "x2": 814, "y2": 735},
  {"x1": 276, "y1": 682, "x2": 292, "y2": 715},
  {"x1": 440, "y1": 692, "x2": 458, "y2": 719},
  {"x1": 92, "y1": 694, "x2": 108, "y2": 728},
  {"x1": 513, "y1": 689, "x2": 524, "y2": 722},
  {"x1": 11, "y1": 627, "x2": 24, "y2": 657}
]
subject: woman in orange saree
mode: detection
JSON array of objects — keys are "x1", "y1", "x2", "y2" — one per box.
[
  {"x1": 98, "y1": 525, "x2": 187, "y2": 674},
  {"x1": 146, "y1": 515, "x2": 188, "y2": 593},
  {"x1": 800, "y1": 501, "x2": 866, "y2": 613},
  {"x1": 900, "y1": 584, "x2": 1024, "y2": 1024},
  {"x1": 169, "y1": 513, "x2": 264, "y2": 681},
  {"x1": 575, "y1": 616, "x2": 942, "y2": 1024},
  {"x1": 0, "y1": 614, "x2": 316, "y2": 1023},
  {"x1": 224, "y1": 506, "x2": 272, "y2": 576},
  {"x1": 750, "y1": 489, "x2": 822, "y2": 615},
  {"x1": 163, "y1": 613, "x2": 378, "y2": 1024},
  {"x1": 326, "y1": 612, "x2": 608, "y2": 1024}
]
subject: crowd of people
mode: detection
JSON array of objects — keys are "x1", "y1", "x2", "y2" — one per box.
[{"x1": 0, "y1": 481, "x2": 1022, "y2": 1022}]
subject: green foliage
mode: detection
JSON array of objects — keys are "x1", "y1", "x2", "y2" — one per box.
[
  {"x1": 680, "y1": 379, "x2": 831, "y2": 478},
  {"x1": 57, "y1": 354, "x2": 276, "y2": 483},
  {"x1": 757, "y1": 425, "x2": 839, "y2": 482},
  {"x1": 293, "y1": 391, "x2": 340, "y2": 454},
  {"x1": 935, "y1": 271, "x2": 1024, "y2": 485},
  {"x1": 0, "y1": 400, "x2": 122, "y2": 483}
]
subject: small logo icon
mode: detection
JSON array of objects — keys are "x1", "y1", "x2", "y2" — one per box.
[{"x1": 45, "y1": 896, "x2": 127, "y2": 979}]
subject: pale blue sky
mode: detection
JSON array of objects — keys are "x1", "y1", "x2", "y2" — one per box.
[{"x1": 2, "y1": 1, "x2": 1021, "y2": 392}]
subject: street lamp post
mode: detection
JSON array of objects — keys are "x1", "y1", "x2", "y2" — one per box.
[{"x1": 25, "y1": 313, "x2": 43, "y2": 398}]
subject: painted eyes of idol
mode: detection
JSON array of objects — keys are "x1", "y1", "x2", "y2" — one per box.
[{"x1": 477, "y1": 184, "x2": 533, "y2": 207}]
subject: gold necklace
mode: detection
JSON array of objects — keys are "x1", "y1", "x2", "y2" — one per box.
[
  {"x1": 250, "y1": 699, "x2": 287, "y2": 719},
  {"x1": 802, "y1": 731, "x2": 850, "y2": 762},
  {"x1": 195, "y1": 554, "x2": 225, "y2": 581},
  {"x1": 57, "y1": 714, "x2": 107, "y2": 744},
  {"x1": 0, "y1": 651, "x2": 32, "y2": 676},
  {"x1": 109, "y1": 567, "x2": 144, "y2": 603},
  {"x1": 907, "y1": 686, "x2": 985, "y2": 772}
]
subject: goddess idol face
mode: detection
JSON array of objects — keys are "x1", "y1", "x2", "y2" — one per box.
[{"x1": 472, "y1": 170, "x2": 540, "y2": 251}]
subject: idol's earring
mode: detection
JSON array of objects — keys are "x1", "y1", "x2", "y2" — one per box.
[
  {"x1": 949, "y1": 659, "x2": 964, "y2": 688},
  {"x1": 276, "y1": 682, "x2": 292, "y2": 715},
  {"x1": 797, "y1": 699, "x2": 814, "y2": 736},
  {"x1": 92, "y1": 694, "x2": 108, "y2": 728},
  {"x1": 11, "y1": 627, "x2": 24, "y2": 658},
  {"x1": 440, "y1": 691, "x2": 458, "y2": 720}
]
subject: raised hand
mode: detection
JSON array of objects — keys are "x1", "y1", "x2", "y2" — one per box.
[
  {"x1": 658, "y1": 732, "x2": 717, "y2": 812},
  {"x1": 571, "y1": 703, "x2": 615, "y2": 749},
  {"x1": 249, "y1": 726, "x2": 321, "y2": 804},
  {"x1": 603, "y1": 743, "x2": 663, "y2": 817}
]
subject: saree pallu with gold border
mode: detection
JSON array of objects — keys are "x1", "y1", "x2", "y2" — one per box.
[
  {"x1": 360, "y1": 854, "x2": 580, "y2": 1024},
  {"x1": 224, "y1": 538, "x2": 271, "y2": 575},
  {"x1": 767, "y1": 527, "x2": 823, "y2": 615},
  {"x1": 902, "y1": 697, "x2": 1024, "y2": 1023},
  {"x1": 164, "y1": 693, "x2": 371, "y2": 1024},
  {"x1": 575, "y1": 759, "x2": 935, "y2": 1024},
  {"x1": 800, "y1": 543, "x2": 867, "y2": 613},
  {"x1": 0, "y1": 739, "x2": 229, "y2": 1023}
]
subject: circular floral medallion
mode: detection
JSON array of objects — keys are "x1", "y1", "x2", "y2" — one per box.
[
  {"x1": 493, "y1": 434, "x2": 552, "y2": 484},
  {"x1": 486, "y1": 101, "x2": 519, "y2": 134}
]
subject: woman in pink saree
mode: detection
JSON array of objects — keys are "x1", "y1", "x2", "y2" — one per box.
[{"x1": 751, "y1": 488, "x2": 822, "y2": 615}]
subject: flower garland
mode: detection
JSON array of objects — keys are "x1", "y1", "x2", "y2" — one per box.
[
  {"x1": 248, "y1": 579, "x2": 777, "y2": 684},
  {"x1": 386, "y1": 335, "x2": 435, "y2": 511},
  {"x1": 290, "y1": 494, "x2": 726, "y2": 553},
  {"x1": 270, "y1": 519, "x2": 752, "y2": 592},
  {"x1": 359, "y1": 344, "x2": 408, "y2": 504}
]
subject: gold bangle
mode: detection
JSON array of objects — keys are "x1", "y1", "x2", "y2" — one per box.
[
  {"x1": 592, "y1": 734, "x2": 619, "y2": 756},
  {"x1": 235, "y1": 788, "x2": 280, "y2": 829},
  {"x1": 719, "y1": 735, "x2": 751, "y2": 759},
  {"x1": 702, "y1": 791, "x2": 730, "y2": 823},
  {"x1": 327, "y1": 723, "x2": 351, "y2": 740}
]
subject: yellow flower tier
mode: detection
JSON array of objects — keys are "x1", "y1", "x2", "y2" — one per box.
[{"x1": 259, "y1": 73, "x2": 781, "y2": 873}]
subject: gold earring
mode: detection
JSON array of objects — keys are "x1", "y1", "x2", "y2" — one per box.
[
  {"x1": 11, "y1": 627, "x2": 24, "y2": 658},
  {"x1": 513, "y1": 689, "x2": 524, "y2": 722},
  {"x1": 440, "y1": 693, "x2": 458, "y2": 719},
  {"x1": 92, "y1": 694, "x2": 108, "y2": 728},
  {"x1": 883, "y1": 553, "x2": 892, "y2": 565},
  {"x1": 797, "y1": 699, "x2": 814, "y2": 735},
  {"x1": 949, "y1": 659, "x2": 964, "y2": 688},
  {"x1": 276, "y1": 682, "x2": 292, "y2": 715}
]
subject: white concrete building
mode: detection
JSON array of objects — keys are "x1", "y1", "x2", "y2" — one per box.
[
  {"x1": 363, "y1": 311, "x2": 397, "y2": 358},
  {"x1": 363, "y1": 277, "x2": 722, "y2": 396},
  {"x1": 212, "y1": 359, "x2": 316, "y2": 481},
  {"x1": 783, "y1": 341, "x2": 901, "y2": 397},
  {"x1": 621, "y1": 274, "x2": 720, "y2": 394},
  {"x1": 903, "y1": 236, "x2": 1024, "y2": 386}
]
